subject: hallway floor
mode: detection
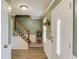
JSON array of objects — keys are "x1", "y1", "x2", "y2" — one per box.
[
  {"x1": 12, "y1": 47, "x2": 48, "y2": 59},
  {"x1": 29, "y1": 42, "x2": 43, "y2": 48}
]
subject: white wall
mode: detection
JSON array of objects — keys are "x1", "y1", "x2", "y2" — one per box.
[
  {"x1": 12, "y1": 34, "x2": 36, "y2": 49},
  {"x1": 43, "y1": 17, "x2": 54, "y2": 59},
  {"x1": 30, "y1": 35, "x2": 36, "y2": 42},
  {"x1": 25, "y1": 34, "x2": 36, "y2": 42},
  {"x1": 12, "y1": 36, "x2": 28, "y2": 49},
  {"x1": 1, "y1": 0, "x2": 11, "y2": 59},
  {"x1": 43, "y1": 0, "x2": 74, "y2": 59},
  {"x1": 43, "y1": 39, "x2": 54, "y2": 59}
]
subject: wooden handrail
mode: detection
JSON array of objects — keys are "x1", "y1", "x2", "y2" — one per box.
[{"x1": 15, "y1": 21, "x2": 31, "y2": 44}]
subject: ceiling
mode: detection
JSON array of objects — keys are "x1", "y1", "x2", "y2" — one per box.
[{"x1": 11, "y1": 0, "x2": 52, "y2": 19}]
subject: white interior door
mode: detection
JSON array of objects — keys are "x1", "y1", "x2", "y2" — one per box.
[
  {"x1": 1, "y1": 0, "x2": 11, "y2": 59},
  {"x1": 51, "y1": 0, "x2": 73, "y2": 59}
]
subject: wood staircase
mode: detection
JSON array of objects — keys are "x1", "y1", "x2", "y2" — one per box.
[{"x1": 15, "y1": 21, "x2": 31, "y2": 46}]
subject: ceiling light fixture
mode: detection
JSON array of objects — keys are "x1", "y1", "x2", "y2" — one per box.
[{"x1": 20, "y1": 5, "x2": 28, "y2": 10}]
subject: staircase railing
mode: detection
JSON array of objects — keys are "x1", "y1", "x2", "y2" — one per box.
[{"x1": 15, "y1": 21, "x2": 31, "y2": 44}]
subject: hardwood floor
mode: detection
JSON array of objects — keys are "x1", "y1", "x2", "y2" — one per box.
[{"x1": 12, "y1": 47, "x2": 48, "y2": 59}]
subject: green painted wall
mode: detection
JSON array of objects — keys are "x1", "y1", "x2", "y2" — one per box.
[
  {"x1": 5, "y1": 0, "x2": 11, "y2": 5},
  {"x1": 15, "y1": 15, "x2": 42, "y2": 34},
  {"x1": 44, "y1": 0, "x2": 62, "y2": 39}
]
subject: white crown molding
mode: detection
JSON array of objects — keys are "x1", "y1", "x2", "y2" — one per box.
[{"x1": 43, "y1": 0, "x2": 55, "y2": 15}]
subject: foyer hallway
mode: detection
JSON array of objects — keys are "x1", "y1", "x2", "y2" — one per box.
[
  {"x1": 12, "y1": 47, "x2": 48, "y2": 59},
  {"x1": 1, "y1": 0, "x2": 77, "y2": 59}
]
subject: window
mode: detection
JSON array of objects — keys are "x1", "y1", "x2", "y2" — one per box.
[{"x1": 56, "y1": 19, "x2": 61, "y2": 56}]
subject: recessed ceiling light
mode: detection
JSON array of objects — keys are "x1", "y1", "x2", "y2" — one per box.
[{"x1": 20, "y1": 5, "x2": 28, "y2": 10}]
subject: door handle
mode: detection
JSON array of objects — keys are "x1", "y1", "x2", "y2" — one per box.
[{"x1": 4, "y1": 45, "x2": 8, "y2": 48}]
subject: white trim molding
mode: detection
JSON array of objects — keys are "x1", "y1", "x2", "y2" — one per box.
[{"x1": 43, "y1": 0, "x2": 55, "y2": 15}]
